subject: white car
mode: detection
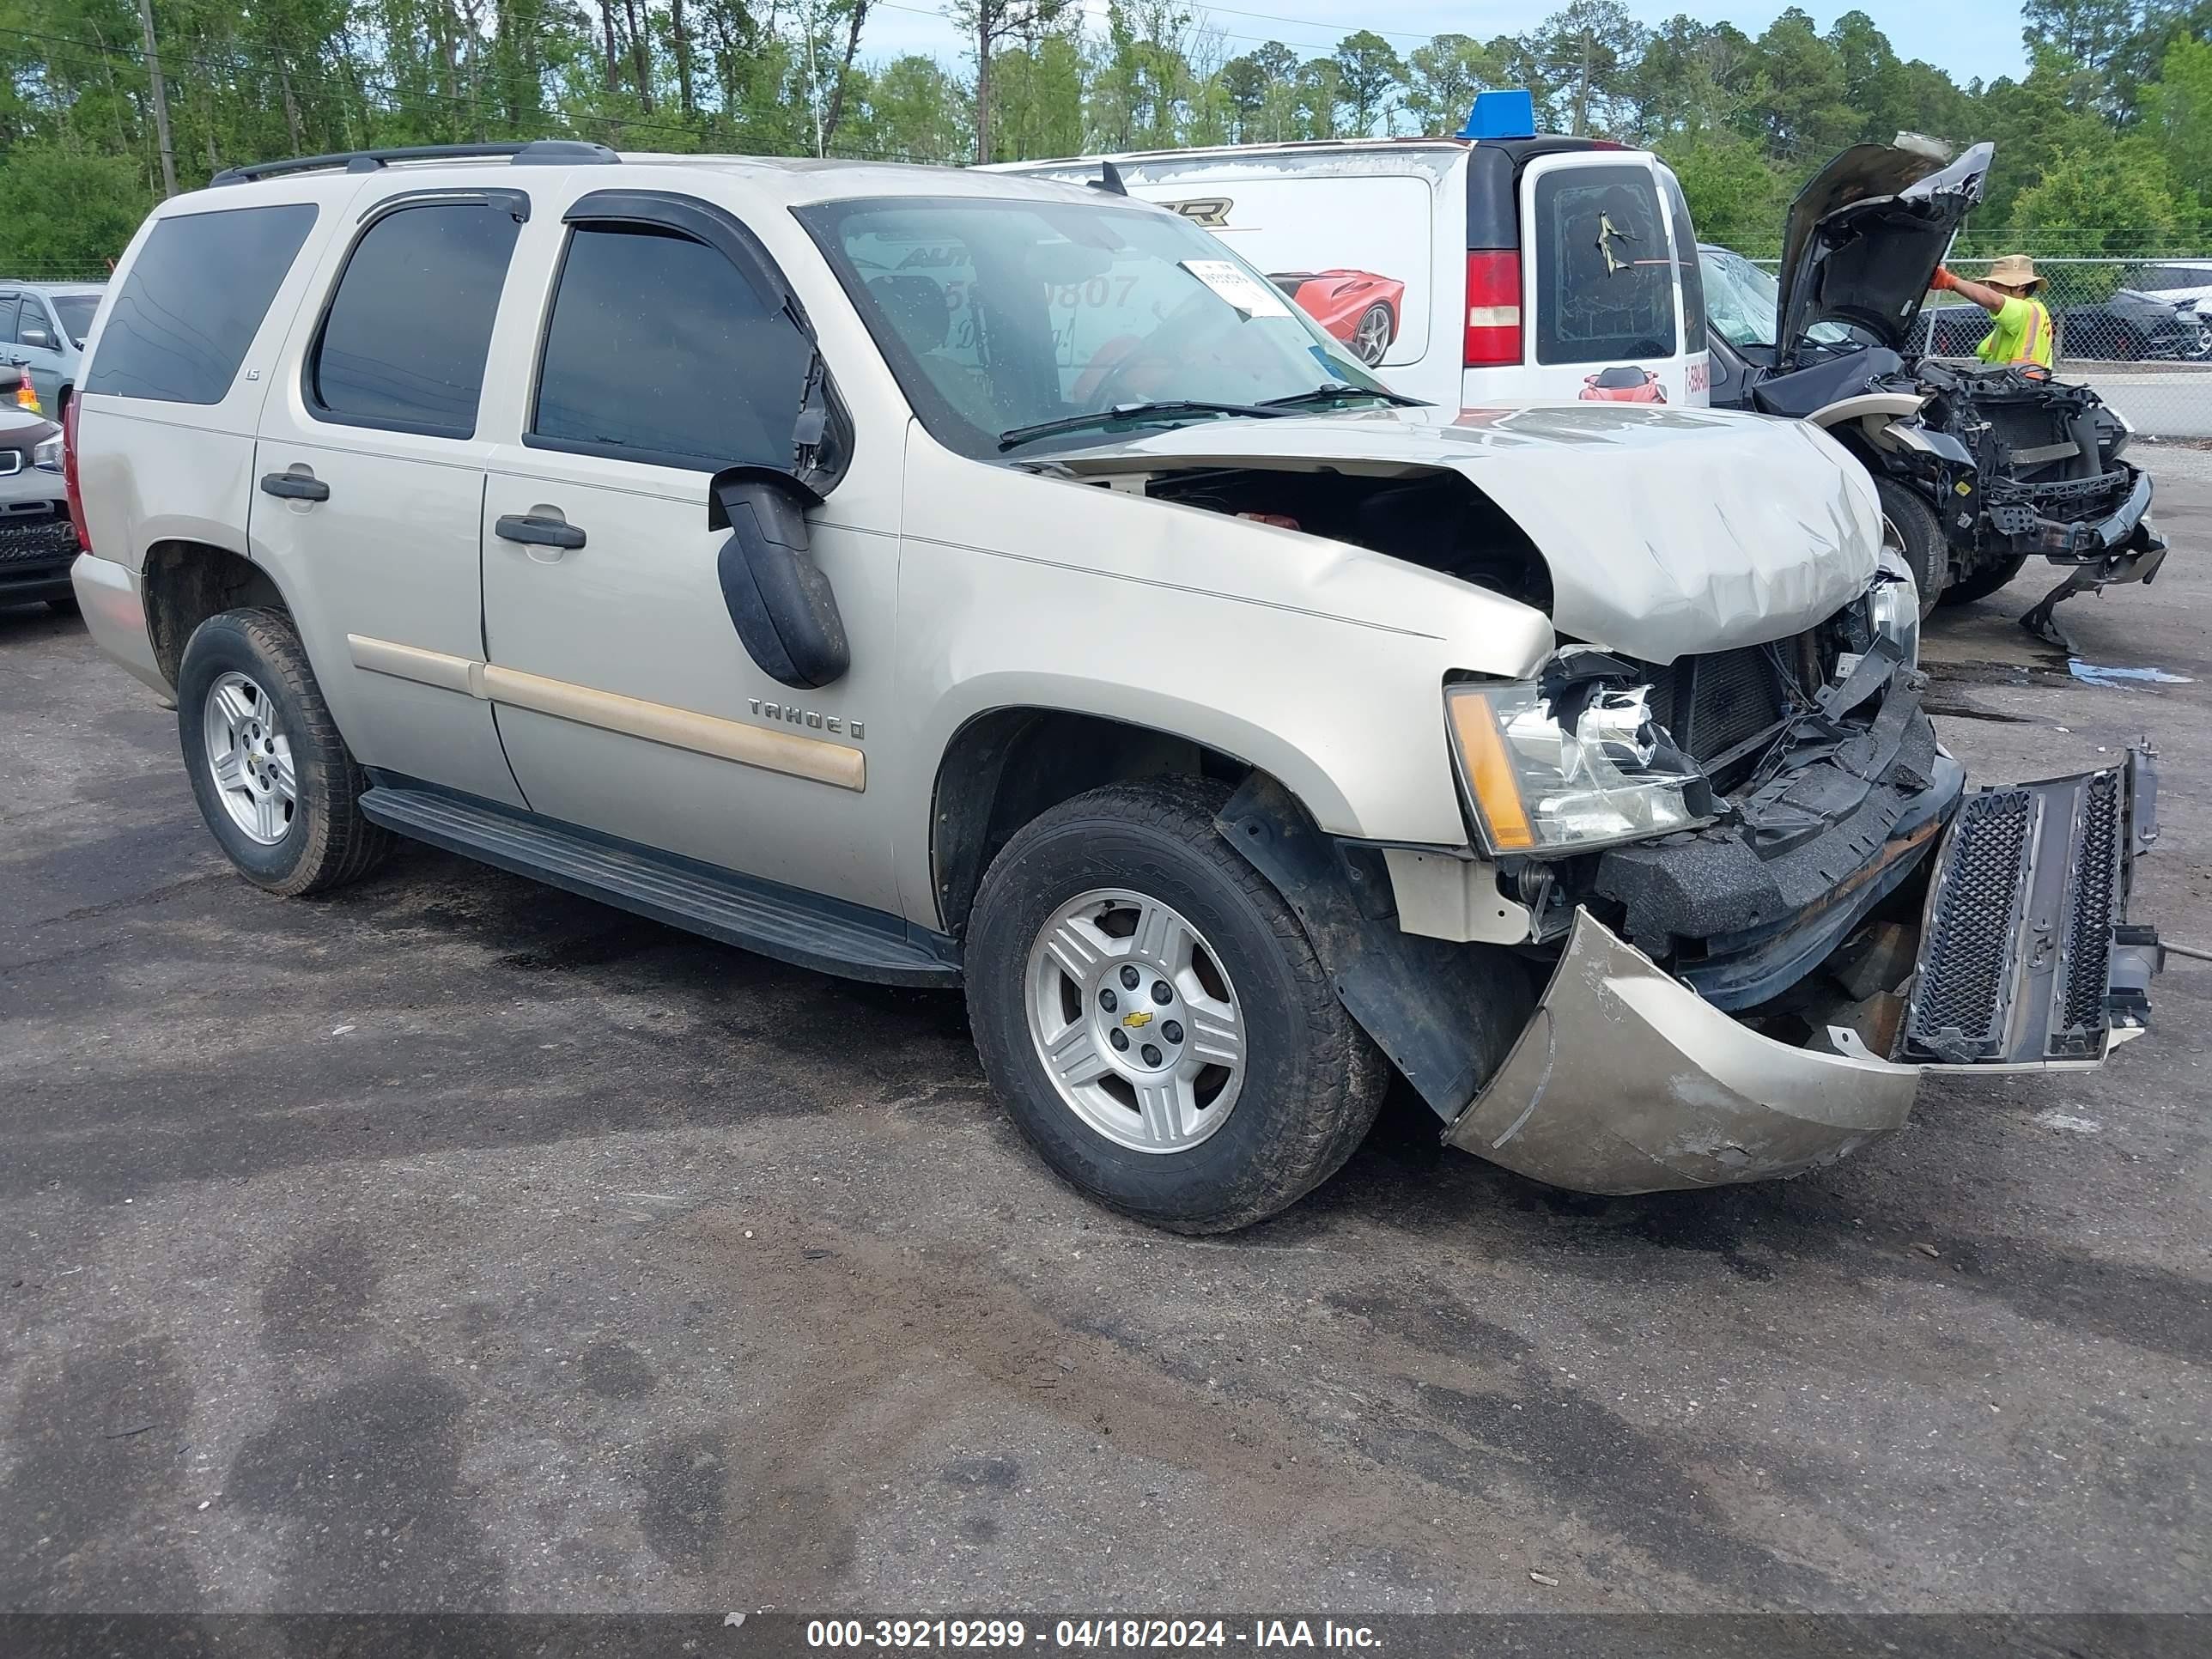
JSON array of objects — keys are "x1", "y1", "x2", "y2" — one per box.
[{"x1": 67, "y1": 143, "x2": 2161, "y2": 1231}]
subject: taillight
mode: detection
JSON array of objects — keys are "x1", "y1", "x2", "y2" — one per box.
[
  {"x1": 1464, "y1": 250, "x2": 1522, "y2": 367},
  {"x1": 63, "y1": 395, "x2": 89, "y2": 552}
]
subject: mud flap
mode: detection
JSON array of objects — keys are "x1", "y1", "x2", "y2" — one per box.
[{"x1": 1900, "y1": 747, "x2": 2160, "y2": 1065}]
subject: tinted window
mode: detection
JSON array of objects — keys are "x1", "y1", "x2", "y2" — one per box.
[
  {"x1": 52, "y1": 294, "x2": 100, "y2": 343},
  {"x1": 87, "y1": 204, "x2": 318, "y2": 404},
  {"x1": 310, "y1": 202, "x2": 520, "y2": 435},
  {"x1": 1659, "y1": 171, "x2": 1706, "y2": 356},
  {"x1": 0, "y1": 296, "x2": 16, "y2": 347},
  {"x1": 17, "y1": 299, "x2": 55, "y2": 348},
  {"x1": 1532, "y1": 166, "x2": 1677, "y2": 366},
  {"x1": 532, "y1": 223, "x2": 813, "y2": 471}
]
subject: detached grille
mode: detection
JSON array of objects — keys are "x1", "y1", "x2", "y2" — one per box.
[
  {"x1": 1642, "y1": 644, "x2": 1792, "y2": 767},
  {"x1": 2058, "y1": 769, "x2": 2123, "y2": 1037},
  {"x1": 1907, "y1": 789, "x2": 2035, "y2": 1060}
]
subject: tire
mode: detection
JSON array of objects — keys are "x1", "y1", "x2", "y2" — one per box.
[
  {"x1": 1875, "y1": 477, "x2": 1948, "y2": 619},
  {"x1": 1350, "y1": 301, "x2": 1395, "y2": 366},
  {"x1": 176, "y1": 606, "x2": 393, "y2": 896},
  {"x1": 965, "y1": 777, "x2": 1389, "y2": 1233},
  {"x1": 1937, "y1": 553, "x2": 2031, "y2": 607}
]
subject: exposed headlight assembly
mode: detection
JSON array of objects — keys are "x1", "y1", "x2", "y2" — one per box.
[
  {"x1": 1446, "y1": 662, "x2": 1715, "y2": 855},
  {"x1": 1868, "y1": 536, "x2": 1920, "y2": 671}
]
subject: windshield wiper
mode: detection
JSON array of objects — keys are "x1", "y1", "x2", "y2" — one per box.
[
  {"x1": 1257, "y1": 382, "x2": 1427, "y2": 410},
  {"x1": 997, "y1": 399, "x2": 1285, "y2": 452}
]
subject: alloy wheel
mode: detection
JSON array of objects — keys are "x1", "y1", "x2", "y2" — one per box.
[
  {"x1": 202, "y1": 670, "x2": 296, "y2": 845},
  {"x1": 1024, "y1": 888, "x2": 1247, "y2": 1153},
  {"x1": 1352, "y1": 303, "x2": 1392, "y2": 366}
]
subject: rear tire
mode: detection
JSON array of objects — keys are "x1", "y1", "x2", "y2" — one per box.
[
  {"x1": 965, "y1": 777, "x2": 1389, "y2": 1233},
  {"x1": 177, "y1": 607, "x2": 393, "y2": 896},
  {"x1": 1937, "y1": 552, "x2": 2031, "y2": 607},
  {"x1": 1875, "y1": 477, "x2": 1948, "y2": 618}
]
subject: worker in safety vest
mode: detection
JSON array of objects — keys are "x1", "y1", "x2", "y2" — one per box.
[{"x1": 1930, "y1": 254, "x2": 2054, "y2": 368}]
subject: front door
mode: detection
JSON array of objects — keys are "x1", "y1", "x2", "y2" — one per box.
[
  {"x1": 479, "y1": 191, "x2": 902, "y2": 916},
  {"x1": 249, "y1": 190, "x2": 531, "y2": 805}
]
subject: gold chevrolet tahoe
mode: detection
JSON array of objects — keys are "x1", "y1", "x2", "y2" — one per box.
[{"x1": 65, "y1": 142, "x2": 2164, "y2": 1231}]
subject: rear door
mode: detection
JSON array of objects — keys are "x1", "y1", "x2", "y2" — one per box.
[
  {"x1": 1516, "y1": 152, "x2": 1705, "y2": 405},
  {"x1": 250, "y1": 186, "x2": 529, "y2": 805}
]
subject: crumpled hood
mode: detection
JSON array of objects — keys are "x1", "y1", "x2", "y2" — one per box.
[
  {"x1": 1042, "y1": 404, "x2": 1883, "y2": 664},
  {"x1": 1777, "y1": 139, "x2": 1992, "y2": 368}
]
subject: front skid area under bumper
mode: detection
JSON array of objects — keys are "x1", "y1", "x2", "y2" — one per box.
[{"x1": 1445, "y1": 752, "x2": 2160, "y2": 1194}]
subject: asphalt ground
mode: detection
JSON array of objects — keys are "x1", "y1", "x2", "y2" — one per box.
[{"x1": 3, "y1": 464, "x2": 2208, "y2": 1623}]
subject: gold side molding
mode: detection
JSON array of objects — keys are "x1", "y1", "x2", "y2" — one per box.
[{"x1": 346, "y1": 635, "x2": 865, "y2": 792}]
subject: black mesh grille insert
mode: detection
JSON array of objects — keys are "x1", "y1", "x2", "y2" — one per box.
[
  {"x1": 2058, "y1": 769, "x2": 2123, "y2": 1040},
  {"x1": 1907, "y1": 789, "x2": 2035, "y2": 1060}
]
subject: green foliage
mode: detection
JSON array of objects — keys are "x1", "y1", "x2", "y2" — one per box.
[
  {"x1": 1656, "y1": 126, "x2": 1784, "y2": 254},
  {"x1": 0, "y1": 0, "x2": 2205, "y2": 271},
  {"x1": 0, "y1": 146, "x2": 150, "y2": 276}
]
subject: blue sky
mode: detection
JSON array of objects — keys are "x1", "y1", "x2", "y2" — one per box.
[{"x1": 862, "y1": 1, "x2": 2029, "y2": 90}]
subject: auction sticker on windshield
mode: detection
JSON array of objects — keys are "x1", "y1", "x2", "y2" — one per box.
[{"x1": 1180, "y1": 258, "x2": 1292, "y2": 319}]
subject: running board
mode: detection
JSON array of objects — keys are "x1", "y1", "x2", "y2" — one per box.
[
  {"x1": 1901, "y1": 749, "x2": 2159, "y2": 1065},
  {"x1": 359, "y1": 785, "x2": 961, "y2": 988}
]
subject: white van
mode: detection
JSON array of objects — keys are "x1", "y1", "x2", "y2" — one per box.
[{"x1": 996, "y1": 133, "x2": 1712, "y2": 409}]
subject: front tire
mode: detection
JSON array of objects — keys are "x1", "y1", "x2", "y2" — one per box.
[
  {"x1": 1875, "y1": 477, "x2": 1948, "y2": 618},
  {"x1": 966, "y1": 778, "x2": 1389, "y2": 1233},
  {"x1": 177, "y1": 607, "x2": 392, "y2": 896}
]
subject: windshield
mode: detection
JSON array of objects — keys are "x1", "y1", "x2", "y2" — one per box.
[
  {"x1": 1698, "y1": 248, "x2": 1853, "y2": 352},
  {"x1": 797, "y1": 195, "x2": 1389, "y2": 456},
  {"x1": 52, "y1": 294, "x2": 99, "y2": 344}
]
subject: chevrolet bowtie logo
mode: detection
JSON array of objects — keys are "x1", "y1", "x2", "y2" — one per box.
[{"x1": 1122, "y1": 1011, "x2": 1154, "y2": 1029}]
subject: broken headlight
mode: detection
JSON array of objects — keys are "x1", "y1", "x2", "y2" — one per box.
[
  {"x1": 1868, "y1": 538, "x2": 1920, "y2": 671},
  {"x1": 1446, "y1": 674, "x2": 1714, "y2": 855}
]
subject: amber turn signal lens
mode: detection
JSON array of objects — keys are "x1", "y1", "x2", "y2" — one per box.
[{"x1": 1448, "y1": 690, "x2": 1534, "y2": 851}]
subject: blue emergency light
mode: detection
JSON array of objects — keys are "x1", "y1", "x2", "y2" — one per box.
[{"x1": 1460, "y1": 89, "x2": 1537, "y2": 140}]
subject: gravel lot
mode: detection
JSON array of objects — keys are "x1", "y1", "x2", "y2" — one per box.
[{"x1": 3, "y1": 465, "x2": 2208, "y2": 1620}]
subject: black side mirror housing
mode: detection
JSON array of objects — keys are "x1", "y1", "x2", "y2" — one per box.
[{"x1": 708, "y1": 465, "x2": 849, "y2": 690}]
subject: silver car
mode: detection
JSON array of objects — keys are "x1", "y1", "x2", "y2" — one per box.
[{"x1": 1, "y1": 281, "x2": 103, "y2": 416}]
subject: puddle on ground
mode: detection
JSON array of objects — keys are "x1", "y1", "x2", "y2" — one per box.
[{"x1": 2066, "y1": 659, "x2": 2195, "y2": 687}]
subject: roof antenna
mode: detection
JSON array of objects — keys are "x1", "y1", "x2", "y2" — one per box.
[{"x1": 1088, "y1": 160, "x2": 1127, "y2": 197}]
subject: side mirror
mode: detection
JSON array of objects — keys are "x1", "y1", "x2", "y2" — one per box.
[
  {"x1": 708, "y1": 465, "x2": 849, "y2": 690},
  {"x1": 19, "y1": 325, "x2": 51, "y2": 349}
]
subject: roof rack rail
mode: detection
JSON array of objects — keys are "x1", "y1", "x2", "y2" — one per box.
[{"x1": 210, "y1": 140, "x2": 618, "y2": 186}]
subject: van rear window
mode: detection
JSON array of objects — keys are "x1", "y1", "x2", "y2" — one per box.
[
  {"x1": 1531, "y1": 167, "x2": 1676, "y2": 366},
  {"x1": 87, "y1": 204, "x2": 317, "y2": 404}
]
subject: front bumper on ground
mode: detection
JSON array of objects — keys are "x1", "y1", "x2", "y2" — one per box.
[
  {"x1": 1991, "y1": 466, "x2": 2155, "y2": 563},
  {"x1": 1446, "y1": 751, "x2": 2160, "y2": 1194}
]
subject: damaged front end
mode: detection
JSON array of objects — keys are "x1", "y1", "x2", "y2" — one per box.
[
  {"x1": 1437, "y1": 595, "x2": 2162, "y2": 1192},
  {"x1": 1905, "y1": 362, "x2": 2166, "y2": 641},
  {"x1": 1231, "y1": 562, "x2": 2164, "y2": 1196}
]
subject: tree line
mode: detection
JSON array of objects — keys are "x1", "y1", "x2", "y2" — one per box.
[{"x1": 1, "y1": 0, "x2": 2207, "y2": 275}]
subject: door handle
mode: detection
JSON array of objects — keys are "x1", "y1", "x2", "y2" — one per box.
[
  {"x1": 260, "y1": 471, "x2": 330, "y2": 502},
  {"x1": 495, "y1": 513, "x2": 586, "y2": 550}
]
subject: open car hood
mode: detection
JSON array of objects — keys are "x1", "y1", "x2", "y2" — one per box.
[
  {"x1": 1039, "y1": 404, "x2": 1881, "y2": 663},
  {"x1": 1776, "y1": 140, "x2": 1992, "y2": 369}
]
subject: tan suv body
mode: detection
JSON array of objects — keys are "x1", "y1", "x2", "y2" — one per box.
[{"x1": 68, "y1": 143, "x2": 2162, "y2": 1230}]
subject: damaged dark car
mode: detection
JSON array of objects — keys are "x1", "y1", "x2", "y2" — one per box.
[{"x1": 1702, "y1": 139, "x2": 2166, "y2": 642}]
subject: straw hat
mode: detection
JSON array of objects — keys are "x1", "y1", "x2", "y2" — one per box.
[{"x1": 1987, "y1": 253, "x2": 2045, "y2": 292}]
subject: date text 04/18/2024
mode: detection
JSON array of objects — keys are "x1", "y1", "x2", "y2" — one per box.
[{"x1": 804, "y1": 1620, "x2": 1382, "y2": 1649}]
